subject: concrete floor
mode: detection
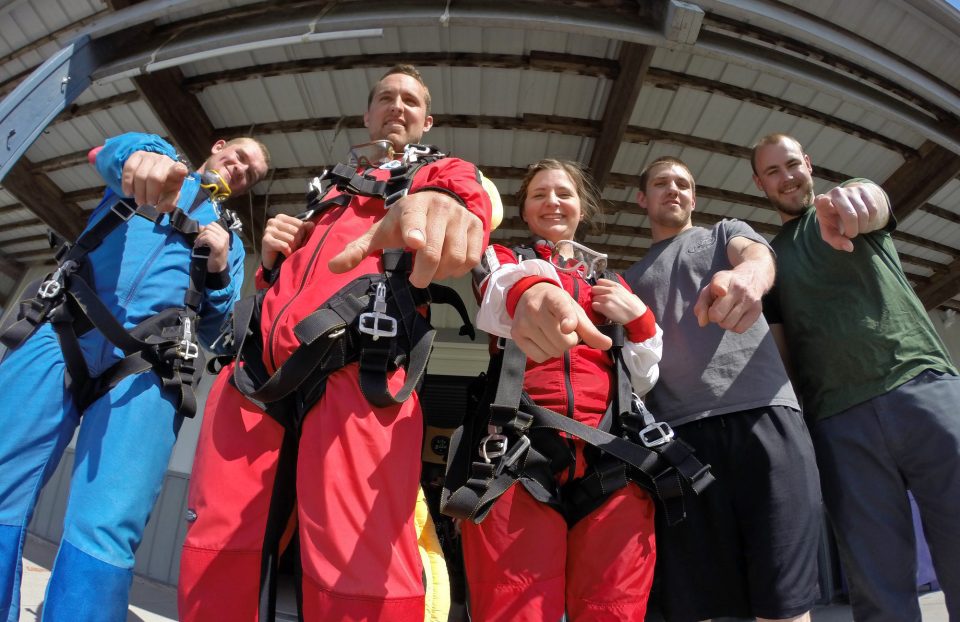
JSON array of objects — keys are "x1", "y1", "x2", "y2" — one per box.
[{"x1": 17, "y1": 534, "x2": 949, "y2": 621}]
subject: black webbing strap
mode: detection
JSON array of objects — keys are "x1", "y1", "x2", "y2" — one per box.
[
  {"x1": 229, "y1": 250, "x2": 476, "y2": 428},
  {"x1": 442, "y1": 330, "x2": 715, "y2": 525},
  {"x1": 357, "y1": 251, "x2": 435, "y2": 408},
  {"x1": 0, "y1": 192, "x2": 223, "y2": 418}
]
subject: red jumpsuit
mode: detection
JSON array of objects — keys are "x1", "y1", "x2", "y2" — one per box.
[
  {"x1": 461, "y1": 243, "x2": 659, "y2": 622},
  {"x1": 178, "y1": 157, "x2": 492, "y2": 622}
]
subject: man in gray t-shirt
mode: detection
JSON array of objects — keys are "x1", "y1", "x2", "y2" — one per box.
[{"x1": 624, "y1": 156, "x2": 821, "y2": 622}]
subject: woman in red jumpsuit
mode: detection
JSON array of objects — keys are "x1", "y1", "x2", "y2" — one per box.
[{"x1": 462, "y1": 159, "x2": 663, "y2": 621}]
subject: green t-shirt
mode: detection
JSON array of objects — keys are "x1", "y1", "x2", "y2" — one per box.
[{"x1": 767, "y1": 203, "x2": 957, "y2": 420}]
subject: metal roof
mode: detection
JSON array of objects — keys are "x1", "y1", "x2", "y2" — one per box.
[{"x1": 1, "y1": 0, "x2": 959, "y2": 311}]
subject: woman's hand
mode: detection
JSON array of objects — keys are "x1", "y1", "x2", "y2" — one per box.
[{"x1": 591, "y1": 278, "x2": 647, "y2": 324}]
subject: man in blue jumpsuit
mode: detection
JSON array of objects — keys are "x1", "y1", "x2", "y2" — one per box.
[{"x1": 0, "y1": 132, "x2": 269, "y2": 621}]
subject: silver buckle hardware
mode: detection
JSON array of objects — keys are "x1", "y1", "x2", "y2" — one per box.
[
  {"x1": 177, "y1": 317, "x2": 200, "y2": 361},
  {"x1": 37, "y1": 259, "x2": 78, "y2": 300},
  {"x1": 479, "y1": 433, "x2": 508, "y2": 462},
  {"x1": 639, "y1": 421, "x2": 675, "y2": 448},
  {"x1": 357, "y1": 282, "x2": 397, "y2": 341}
]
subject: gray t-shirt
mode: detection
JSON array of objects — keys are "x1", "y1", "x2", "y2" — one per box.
[{"x1": 625, "y1": 220, "x2": 798, "y2": 426}]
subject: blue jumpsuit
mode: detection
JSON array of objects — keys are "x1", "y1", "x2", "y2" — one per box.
[{"x1": 0, "y1": 133, "x2": 245, "y2": 622}]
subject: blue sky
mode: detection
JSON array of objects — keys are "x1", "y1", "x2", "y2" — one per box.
[{"x1": 948, "y1": 0, "x2": 960, "y2": 11}]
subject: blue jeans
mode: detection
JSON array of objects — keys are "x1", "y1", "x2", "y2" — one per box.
[{"x1": 812, "y1": 370, "x2": 960, "y2": 622}]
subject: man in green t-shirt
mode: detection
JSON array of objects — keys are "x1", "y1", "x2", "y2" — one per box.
[{"x1": 753, "y1": 133, "x2": 960, "y2": 622}]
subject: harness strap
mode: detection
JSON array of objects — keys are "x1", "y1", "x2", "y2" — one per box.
[
  {"x1": 0, "y1": 191, "x2": 223, "y2": 418},
  {"x1": 442, "y1": 327, "x2": 715, "y2": 525}
]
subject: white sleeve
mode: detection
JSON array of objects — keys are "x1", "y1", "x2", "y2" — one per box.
[
  {"x1": 623, "y1": 322, "x2": 663, "y2": 397},
  {"x1": 476, "y1": 259, "x2": 561, "y2": 338}
]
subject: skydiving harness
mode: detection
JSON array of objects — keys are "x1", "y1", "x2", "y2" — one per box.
[
  {"x1": 441, "y1": 244, "x2": 715, "y2": 526},
  {"x1": 0, "y1": 174, "x2": 242, "y2": 418},
  {"x1": 221, "y1": 144, "x2": 476, "y2": 431}
]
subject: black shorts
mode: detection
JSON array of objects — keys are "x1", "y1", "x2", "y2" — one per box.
[{"x1": 653, "y1": 405, "x2": 822, "y2": 621}]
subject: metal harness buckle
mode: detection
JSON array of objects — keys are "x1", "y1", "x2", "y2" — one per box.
[
  {"x1": 37, "y1": 259, "x2": 78, "y2": 300},
  {"x1": 639, "y1": 421, "x2": 675, "y2": 448},
  {"x1": 479, "y1": 433, "x2": 508, "y2": 462},
  {"x1": 177, "y1": 317, "x2": 200, "y2": 361},
  {"x1": 358, "y1": 282, "x2": 397, "y2": 341}
]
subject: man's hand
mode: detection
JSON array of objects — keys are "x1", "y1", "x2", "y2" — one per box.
[
  {"x1": 814, "y1": 184, "x2": 889, "y2": 252},
  {"x1": 512, "y1": 282, "x2": 611, "y2": 363},
  {"x1": 121, "y1": 151, "x2": 189, "y2": 213},
  {"x1": 591, "y1": 278, "x2": 647, "y2": 324},
  {"x1": 195, "y1": 222, "x2": 230, "y2": 275},
  {"x1": 327, "y1": 191, "x2": 484, "y2": 288},
  {"x1": 694, "y1": 269, "x2": 764, "y2": 333},
  {"x1": 261, "y1": 214, "x2": 316, "y2": 270}
]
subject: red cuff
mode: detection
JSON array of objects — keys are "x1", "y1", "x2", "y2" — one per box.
[
  {"x1": 506, "y1": 276, "x2": 557, "y2": 318},
  {"x1": 624, "y1": 307, "x2": 657, "y2": 342},
  {"x1": 254, "y1": 266, "x2": 272, "y2": 290}
]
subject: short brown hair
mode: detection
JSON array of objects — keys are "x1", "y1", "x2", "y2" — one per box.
[
  {"x1": 367, "y1": 64, "x2": 431, "y2": 115},
  {"x1": 750, "y1": 133, "x2": 802, "y2": 175},
  {"x1": 638, "y1": 156, "x2": 695, "y2": 194},
  {"x1": 517, "y1": 159, "x2": 604, "y2": 237}
]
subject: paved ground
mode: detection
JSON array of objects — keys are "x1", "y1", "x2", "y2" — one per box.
[{"x1": 18, "y1": 534, "x2": 949, "y2": 621}]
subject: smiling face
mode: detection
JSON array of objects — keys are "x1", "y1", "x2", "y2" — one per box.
[
  {"x1": 521, "y1": 168, "x2": 583, "y2": 244},
  {"x1": 201, "y1": 138, "x2": 269, "y2": 195},
  {"x1": 363, "y1": 72, "x2": 433, "y2": 151},
  {"x1": 637, "y1": 161, "x2": 696, "y2": 241},
  {"x1": 752, "y1": 136, "x2": 815, "y2": 221}
]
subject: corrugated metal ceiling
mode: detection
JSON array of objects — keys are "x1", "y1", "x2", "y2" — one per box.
[{"x1": 0, "y1": 0, "x2": 958, "y2": 311}]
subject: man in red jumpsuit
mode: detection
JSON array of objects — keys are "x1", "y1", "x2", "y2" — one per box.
[{"x1": 178, "y1": 65, "x2": 493, "y2": 622}]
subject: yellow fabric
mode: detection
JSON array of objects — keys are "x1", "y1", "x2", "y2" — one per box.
[
  {"x1": 416, "y1": 487, "x2": 450, "y2": 622},
  {"x1": 479, "y1": 171, "x2": 503, "y2": 230}
]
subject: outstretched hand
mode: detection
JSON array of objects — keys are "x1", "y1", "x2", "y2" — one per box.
[
  {"x1": 814, "y1": 184, "x2": 887, "y2": 252},
  {"x1": 693, "y1": 269, "x2": 763, "y2": 333},
  {"x1": 327, "y1": 191, "x2": 484, "y2": 288},
  {"x1": 121, "y1": 150, "x2": 189, "y2": 213},
  {"x1": 512, "y1": 282, "x2": 611, "y2": 363}
]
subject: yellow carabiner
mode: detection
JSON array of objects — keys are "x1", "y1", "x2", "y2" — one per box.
[{"x1": 200, "y1": 169, "x2": 232, "y2": 202}]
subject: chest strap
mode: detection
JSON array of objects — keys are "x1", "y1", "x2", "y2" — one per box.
[
  {"x1": 441, "y1": 328, "x2": 714, "y2": 526},
  {"x1": 0, "y1": 194, "x2": 235, "y2": 417},
  {"x1": 226, "y1": 249, "x2": 474, "y2": 431}
]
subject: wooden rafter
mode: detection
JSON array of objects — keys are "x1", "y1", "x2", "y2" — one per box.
[
  {"x1": 1, "y1": 160, "x2": 84, "y2": 240},
  {"x1": 882, "y1": 141, "x2": 960, "y2": 222},
  {"x1": 588, "y1": 43, "x2": 655, "y2": 188}
]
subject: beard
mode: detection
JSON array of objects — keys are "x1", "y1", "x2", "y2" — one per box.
[{"x1": 769, "y1": 181, "x2": 814, "y2": 217}]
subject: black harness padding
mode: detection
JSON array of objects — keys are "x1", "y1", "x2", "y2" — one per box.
[
  {"x1": 227, "y1": 250, "x2": 475, "y2": 432},
  {"x1": 0, "y1": 194, "x2": 239, "y2": 417},
  {"x1": 225, "y1": 145, "x2": 475, "y2": 428},
  {"x1": 441, "y1": 260, "x2": 715, "y2": 527}
]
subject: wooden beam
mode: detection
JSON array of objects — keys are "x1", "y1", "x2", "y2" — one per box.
[
  {"x1": 917, "y1": 258, "x2": 960, "y2": 310},
  {"x1": 184, "y1": 51, "x2": 619, "y2": 92},
  {"x1": 1, "y1": 160, "x2": 84, "y2": 240},
  {"x1": 623, "y1": 126, "x2": 847, "y2": 184},
  {"x1": 133, "y1": 68, "x2": 215, "y2": 168},
  {"x1": 646, "y1": 68, "x2": 916, "y2": 158},
  {"x1": 0, "y1": 248, "x2": 25, "y2": 281},
  {"x1": 33, "y1": 149, "x2": 94, "y2": 173},
  {"x1": 55, "y1": 92, "x2": 141, "y2": 124},
  {"x1": 882, "y1": 141, "x2": 960, "y2": 222},
  {"x1": 588, "y1": 43, "x2": 655, "y2": 188}
]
